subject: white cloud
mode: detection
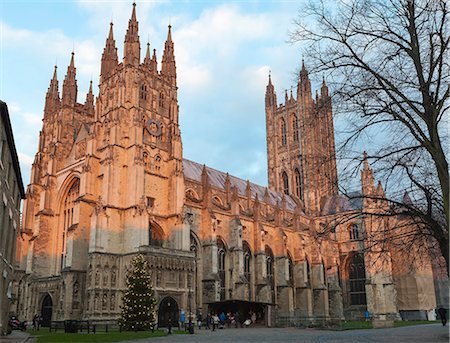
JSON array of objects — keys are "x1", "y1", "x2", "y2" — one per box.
[
  {"x1": 17, "y1": 152, "x2": 34, "y2": 168},
  {"x1": 1, "y1": 22, "x2": 100, "y2": 80}
]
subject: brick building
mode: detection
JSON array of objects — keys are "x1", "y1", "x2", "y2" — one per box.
[{"x1": 0, "y1": 101, "x2": 25, "y2": 335}]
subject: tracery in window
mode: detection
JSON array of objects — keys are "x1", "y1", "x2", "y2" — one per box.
[
  {"x1": 217, "y1": 238, "x2": 227, "y2": 300},
  {"x1": 294, "y1": 168, "x2": 303, "y2": 200},
  {"x1": 265, "y1": 245, "x2": 275, "y2": 303},
  {"x1": 280, "y1": 118, "x2": 287, "y2": 146},
  {"x1": 148, "y1": 221, "x2": 164, "y2": 247},
  {"x1": 61, "y1": 178, "x2": 80, "y2": 271},
  {"x1": 282, "y1": 171, "x2": 289, "y2": 195},
  {"x1": 348, "y1": 254, "x2": 367, "y2": 305},
  {"x1": 292, "y1": 114, "x2": 299, "y2": 142}
]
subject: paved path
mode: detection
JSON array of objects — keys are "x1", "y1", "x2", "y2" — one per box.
[
  {"x1": 123, "y1": 324, "x2": 449, "y2": 343},
  {"x1": 0, "y1": 331, "x2": 31, "y2": 343}
]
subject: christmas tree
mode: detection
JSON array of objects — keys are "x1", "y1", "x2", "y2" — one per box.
[{"x1": 118, "y1": 254, "x2": 157, "y2": 331}]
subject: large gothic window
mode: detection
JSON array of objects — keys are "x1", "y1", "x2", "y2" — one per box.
[
  {"x1": 280, "y1": 118, "x2": 287, "y2": 146},
  {"x1": 190, "y1": 233, "x2": 199, "y2": 307},
  {"x1": 348, "y1": 254, "x2": 367, "y2": 305},
  {"x1": 217, "y1": 238, "x2": 227, "y2": 300},
  {"x1": 287, "y1": 252, "x2": 294, "y2": 286},
  {"x1": 148, "y1": 222, "x2": 164, "y2": 247},
  {"x1": 61, "y1": 179, "x2": 80, "y2": 271},
  {"x1": 243, "y1": 241, "x2": 252, "y2": 300},
  {"x1": 292, "y1": 114, "x2": 299, "y2": 142},
  {"x1": 294, "y1": 168, "x2": 303, "y2": 200},
  {"x1": 265, "y1": 246, "x2": 275, "y2": 303},
  {"x1": 282, "y1": 171, "x2": 289, "y2": 195},
  {"x1": 140, "y1": 84, "x2": 147, "y2": 101},
  {"x1": 159, "y1": 91, "x2": 165, "y2": 108}
]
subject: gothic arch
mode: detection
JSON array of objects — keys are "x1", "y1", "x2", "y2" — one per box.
[
  {"x1": 148, "y1": 221, "x2": 164, "y2": 246},
  {"x1": 287, "y1": 250, "x2": 294, "y2": 286},
  {"x1": 291, "y1": 113, "x2": 299, "y2": 142},
  {"x1": 265, "y1": 245, "x2": 275, "y2": 303},
  {"x1": 56, "y1": 177, "x2": 80, "y2": 274},
  {"x1": 212, "y1": 195, "x2": 224, "y2": 206},
  {"x1": 294, "y1": 168, "x2": 303, "y2": 200},
  {"x1": 280, "y1": 117, "x2": 287, "y2": 146},
  {"x1": 217, "y1": 236, "x2": 228, "y2": 300},
  {"x1": 282, "y1": 171, "x2": 289, "y2": 195},
  {"x1": 186, "y1": 188, "x2": 200, "y2": 201}
]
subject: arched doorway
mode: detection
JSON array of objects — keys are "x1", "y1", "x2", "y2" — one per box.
[
  {"x1": 41, "y1": 294, "x2": 53, "y2": 327},
  {"x1": 158, "y1": 297, "x2": 179, "y2": 327}
]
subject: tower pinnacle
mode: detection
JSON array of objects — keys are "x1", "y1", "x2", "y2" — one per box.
[
  {"x1": 101, "y1": 22, "x2": 118, "y2": 82},
  {"x1": 62, "y1": 52, "x2": 78, "y2": 106},
  {"x1": 161, "y1": 24, "x2": 176, "y2": 85},
  {"x1": 124, "y1": 2, "x2": 140, "y2": 66}
]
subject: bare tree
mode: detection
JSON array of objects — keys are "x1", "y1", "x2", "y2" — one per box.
[{"x1": 290, "y1": 0, "x2": 449, "y2": 273}]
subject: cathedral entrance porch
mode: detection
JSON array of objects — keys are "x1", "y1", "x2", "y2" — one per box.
[
  {"x1": 41, "y1": 294, "x2": 53, "y2": 327},
  {"x1": 158, "y1": 296, "x2": 179, "y2": 328},
  {"x1": 206, "y1": 300, "x2": 270, "y2": 326}
]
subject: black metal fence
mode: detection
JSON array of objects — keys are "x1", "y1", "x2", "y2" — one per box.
[{"x1": 49, "y1": 320, "x2": 120, "y2": 333}]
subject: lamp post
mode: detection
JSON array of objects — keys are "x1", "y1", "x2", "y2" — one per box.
[{"x1": 188, "y1": 277, "x2": 194, "y2": 334}]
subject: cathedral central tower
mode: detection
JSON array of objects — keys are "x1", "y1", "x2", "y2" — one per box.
[{"x1": 265, "y1": 63, "x2": 338, "y2": 214}]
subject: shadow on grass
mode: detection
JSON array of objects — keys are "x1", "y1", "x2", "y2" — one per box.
[{"x1": 30, "y1": 329, "x2": 187, "y2": 342}]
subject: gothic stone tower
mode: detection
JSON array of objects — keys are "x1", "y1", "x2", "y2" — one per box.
[
  {"x1": 16, "y1": 4, "x2": 193, "y2": 322},
  {"x1": 265, "y1": 62, "x2": 338, "y2": 215}
]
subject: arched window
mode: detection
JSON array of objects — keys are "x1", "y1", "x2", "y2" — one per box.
[
  {"x1": 159, "y1": 91, "x2": 165, "y2": 108},
  {"x1": 190, "y1": 233, "x2": 199, "y2": 306},
  {"x1": 287, "y1": 252, "x2": 294, "y2": 286},
  {"x1": 282, "y1": 171, "x2": 289, "y2": 195},
  {"x1": 155, "y1": 155, "x2": 161, "y2": 171},
  {"x1": 349, "y1": 224, "x2": 359, "y2": 240},
  {"x1": 292, "y1": 114, "x2": 299, "y2": 142},
  {"x1": 348, "y1": 254, "x2": 367, "y2": 305},
  {"x1": 294, "y1": 168, "x2": 303, "y2": 200},
  {"x1": 305, "y1": 258, "x2": 311, "y2": 286},
  {"x1": 148, "y1": 222, "x2": 164, "y2": 247},
  {"x1": 140, "y1": 84, "x2": 147, "y2": 100},
  {"x1": 280, "y1": 118, "x2": 287, "y2": 146},
  {"x1": 61, "y1": 178, "x2": 80, "y2": 271},
  {"x1": 265, "y1": 246, "x2": 275, "y2": 303},
  {"x1": 143, "y1": 151, "x2": 150, "y2": 171},
  {"x1": 243, "y1": 241, "x2": 251, "y2": 282},
  {"x1": 217, "y1": 238, "x2": 227, "y2": 300}
]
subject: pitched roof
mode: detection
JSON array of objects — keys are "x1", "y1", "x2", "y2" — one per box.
[
  {"x1": 320, "y1": 192, "x2": 362, "y2": 216},
  {"x1": 183, "y1": 159, "x2": 299, "y2": 211}
]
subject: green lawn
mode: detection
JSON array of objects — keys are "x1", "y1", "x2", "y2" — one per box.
[{"x1": 30, "y1": 329, "x2": 186, "y2": 343}]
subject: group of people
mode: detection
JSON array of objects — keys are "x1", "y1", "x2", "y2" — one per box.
[{"x1": 194, "y1": 311, "x2": 259, "y2": 331}]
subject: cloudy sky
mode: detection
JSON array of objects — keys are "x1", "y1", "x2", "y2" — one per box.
[{"x1": 1, "y1": 0, "x2": 324, "y2": 187}]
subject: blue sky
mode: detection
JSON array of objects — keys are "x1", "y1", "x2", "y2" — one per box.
[{"x1": 1, "y1": 0, "x2": 329, "y2": 187}]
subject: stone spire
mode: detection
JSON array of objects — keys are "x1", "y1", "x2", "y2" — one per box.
[
  {"x1": 101, "y1": 22, "x2": 118, "y2": 82},
  {"x1": 151, "y1": 49, "x2": 158, "y2": 73},
  {"x1": 143, "y1": 42, "x2": 151, "y2": 66},
  {"x1": 62, "y1": 52, "x2": 78, "y2": 106},
  {"x1": 321, "y1": 76, "x2": 329, "y2": 98},
  {"x1": 44, "y1": 65, "x2": 60, "y2": 117},
  {"x1": 265, "y1": 72, "x2": 276, "y2": 107},
  {"x1": 361, "y1": 151, "x2": 375, "y2": 196},
  {"x1": 161, "y1": 25, "x2": 176, "y2": 85},
  {"x1": 124, "y1": 3, "x2": 140, "y2": 66},
  {"x1": 85, "y1": 80, "x2": 94, "y2": 114},
  {"x1": 298, "y1": 59, "x2": 311, "y2": 95}
]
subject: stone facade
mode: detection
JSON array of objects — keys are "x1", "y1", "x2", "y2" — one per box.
[
  {"x1": 0, "y1": 101, "x2": 25, "y2": 335},
  {"x1": 14, "y1": 4, "x2": 446, "y2": 327}
]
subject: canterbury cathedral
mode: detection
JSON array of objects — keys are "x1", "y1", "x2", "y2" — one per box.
[{"x1": 13, "y1": 4, "x2": 447, "y2": 327}]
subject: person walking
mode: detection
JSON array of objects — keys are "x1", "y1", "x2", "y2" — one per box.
[
  {"x1": 167, "y1": 317, "x2": 172, "y2": 335},
  {"x1": 205, "y1": 312, "x2": 211, "y2": 330},
  {"x1": 438, "y1": 307, "x2": 447, "y2": 326},
  {"x1": 197, "y1": 312, "x2": 203, "y2": 330},
  {"x1": 212, "y1": 313, "x2": 219, "y2": 331}
]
